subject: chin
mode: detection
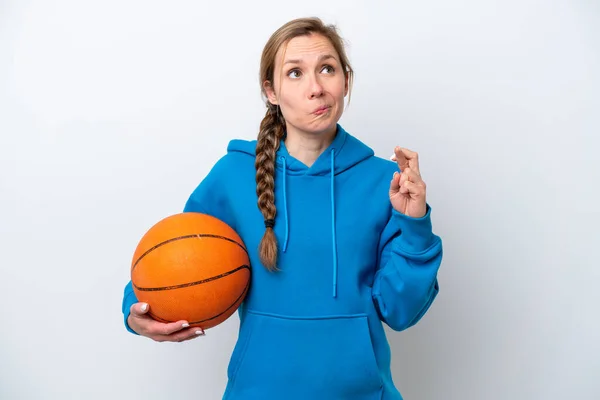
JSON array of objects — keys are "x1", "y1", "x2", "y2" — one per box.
[
  {"x1": 305, "y1": 123, "x2": 337, "y2": 137},
  {"x1": 308, "y1": 116, "x2": 339, "y2": 134}
]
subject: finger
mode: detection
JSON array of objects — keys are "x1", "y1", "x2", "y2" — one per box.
[
  {"x1": 393, "y1": 147, "x2": 409, "y2": 170},
  {"x1": 399, "y1": 172, "x2": 408, "y2": 188},
  {"x1": 394, "y1": 147, "x2": 420, "y2": 173},
  {"x1": 399, "y1": 172, "x2": 410, "y2": 194},
  {"x1": 130, "y1": 302, "x2": 149, "y2": 316},
  {"x1": 400, "y1": 180, "x2": 426, "y2": 196},
  {"x1": 400, "y1": 169, "x2": 419, "y2": 187},
  {"x1": 153, "y1": 320, "x2": 193, "y2": 336},
  {"x1": 179, "y1": 328, "x2": 206, "y2": 342},
  {"x1": 395, "y1": 146, "x2": 418, "y2": 160},
  {"x1": 155, "y1": 327, "x2": 206, "y2": 343},
  {"x1": 389, "y1": 171, "x2": 401, "y2": 192},
  {"x1": 168, "y1": 327, "x2": 205, "y2": 342},
  {"x1": 401, "y1": 167, "x2": 422, "y2": 183}
]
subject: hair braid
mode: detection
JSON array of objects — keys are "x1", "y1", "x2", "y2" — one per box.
[{"x1": 255, "y1": 104, "x2": 285, "y2": 270}]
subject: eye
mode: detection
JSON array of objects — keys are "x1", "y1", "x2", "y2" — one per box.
[
  {"x1": 287, "y1": 69, "x2": 301, "y2": 79},
  {"x1": 322, "y1": 65, "x2": 335, "y2": 74}
]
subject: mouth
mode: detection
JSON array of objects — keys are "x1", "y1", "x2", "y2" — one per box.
[{"x1": 312, "y1": 105, "x2": 331, "y2": 115}]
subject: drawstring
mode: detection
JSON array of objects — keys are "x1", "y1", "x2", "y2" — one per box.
[
  {"x1": 280, "y1": 156, "x2": 289, "y2": 253},
  {"x1": 330, "y1": 149, "x2": 338, "y2": 298},
  {"x1": 278, "y1": 151, "x2": 338, "y2": 298}
]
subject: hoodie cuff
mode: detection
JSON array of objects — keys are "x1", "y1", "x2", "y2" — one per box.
[
  {"x1": 122, "y1": 286, "x2": 140, "y2": 336},
  {"x1": 391, "y1": 203, "x2": 437, "y2": 254}
]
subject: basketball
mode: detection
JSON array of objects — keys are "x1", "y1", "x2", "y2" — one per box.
[{"x1": 130, "y1": 212, "x2": 251, "y2": 330}]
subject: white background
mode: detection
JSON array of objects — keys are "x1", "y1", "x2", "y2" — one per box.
[{"x1": 1, "y1": 1, "x2": 598, "y2": 399}]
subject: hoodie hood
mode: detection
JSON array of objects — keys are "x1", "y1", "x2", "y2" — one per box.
[
  {"x1": 226, "y1": 123, "x2": 374, "y2": 298},
  {"x1": 226, "y1": 123, "x2": 374, "y2": 176}
]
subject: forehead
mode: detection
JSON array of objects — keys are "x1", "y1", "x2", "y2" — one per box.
[{"x1": 277, "y1": 34, "x2": 338, "y2": 64}]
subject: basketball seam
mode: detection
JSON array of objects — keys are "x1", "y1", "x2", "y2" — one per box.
[
  {"x1": 188, "y1": 277, "x2": 250, "y2": 325},
  {"x1": 142, "y1": 267, "x2": 251, "y2": 325},
  {"x1": 133, "y1": 265, "x2": 250, "y2": 291},
  {"x1": 131, "y1": 234, "x2": 248, "y2": 273}
]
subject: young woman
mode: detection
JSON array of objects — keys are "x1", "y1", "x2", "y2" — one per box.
[{"x1": 122, "y1": 17, "x2": 443, "y2": 400}]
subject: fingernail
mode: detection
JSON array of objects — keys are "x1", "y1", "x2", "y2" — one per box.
[
  {"x1": 140, "y1": 303, "x2": 147, "y2": 312},
  {"x1": 182, "y1": 323, "x2": 190, "y2": 328},
  {"x1": 195, "y1": 330, "x2": 205, "y2": 336}
]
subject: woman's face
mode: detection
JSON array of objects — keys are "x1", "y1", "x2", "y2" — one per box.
[{"x1": 265, "y1": 34, "x2": 348, "y2": 138}]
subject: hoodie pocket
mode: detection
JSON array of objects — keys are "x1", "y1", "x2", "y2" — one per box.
[{"x1": 226, "y1": 310, "x2": 384, "y2": 399}]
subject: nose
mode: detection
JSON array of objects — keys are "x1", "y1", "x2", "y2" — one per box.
[{"x1": 308, "y1": 75, "x2": 324, "y2": 99}]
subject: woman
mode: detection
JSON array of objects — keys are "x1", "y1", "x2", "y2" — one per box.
[{"x1": 122, "y1": 17, "x2": 443, "y2": 400}]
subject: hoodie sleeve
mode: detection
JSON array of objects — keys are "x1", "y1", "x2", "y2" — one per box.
[
  {"x1": 371, "y1": 203, "x2": 443, "y2": 331},
  {"x1": 121, "y1": 155, "x2": 234, "y2": 335}
]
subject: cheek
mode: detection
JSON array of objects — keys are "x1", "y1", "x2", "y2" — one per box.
[
  {"x1": 330, "y1": 78, "x2": 347, "y2": 99},
  {"x1": 278, "y1": 90, "x2": 303, "y2": 114}
]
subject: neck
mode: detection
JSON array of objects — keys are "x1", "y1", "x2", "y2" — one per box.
[{"x1": 283, "y1": 124, "x2": 337, "y2": 168}]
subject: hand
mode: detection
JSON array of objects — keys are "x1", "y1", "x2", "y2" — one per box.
[
  {"x1": 389, "y1": 146, "x2": 427, "y2": 218},
  {"x1": 127, "y1": 302, "x2": 205, "y2": 342}
]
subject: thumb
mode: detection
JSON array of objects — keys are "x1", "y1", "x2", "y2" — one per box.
[
  {"x1": 389, "y1": 171, "x2": 400, "y2": 193},
  {"x1": 130, "y1": 302, "x2": 149, "y2": 316}
]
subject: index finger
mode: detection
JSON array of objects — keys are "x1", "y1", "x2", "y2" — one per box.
[
  {"x1": 152, "y1": 319, "x2": 192, "y2": 336},
  {"x1": 394, "y1": 147, "x2": 420, "y2": 173}
]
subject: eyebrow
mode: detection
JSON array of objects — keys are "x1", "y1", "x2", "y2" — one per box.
[{"x1": 283, "y1": 54, "x2": 337, "y2": 66}]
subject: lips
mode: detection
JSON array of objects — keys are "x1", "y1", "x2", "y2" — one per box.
[{"x1": 313, "y1": 105, "x2": 331, "y2": 114}]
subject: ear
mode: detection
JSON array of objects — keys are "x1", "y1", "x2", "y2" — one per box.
[
  {"x1": 263, "y1": 80, "x2": 279, "y2": 106},
  {"x1": 344, "y1": 74, "x2": 349, "y2": 97}
]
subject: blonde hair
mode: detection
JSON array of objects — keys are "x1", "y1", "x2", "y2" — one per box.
[{"x1": 255, "y1": 17, "x2": 354, "y2": 271}]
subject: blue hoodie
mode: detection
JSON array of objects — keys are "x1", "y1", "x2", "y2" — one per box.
[{"x1": 121, "y1": 124, "x2": 443, "y2": 400}]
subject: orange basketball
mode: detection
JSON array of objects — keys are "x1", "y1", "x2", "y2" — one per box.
[{"x1": 131, "y1": 212, "x2": 250, "y2": 330}]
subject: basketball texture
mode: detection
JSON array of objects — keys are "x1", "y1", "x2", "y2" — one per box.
[{"x1": 131, "y1": 212, "x2": 250, "y2": 330}]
